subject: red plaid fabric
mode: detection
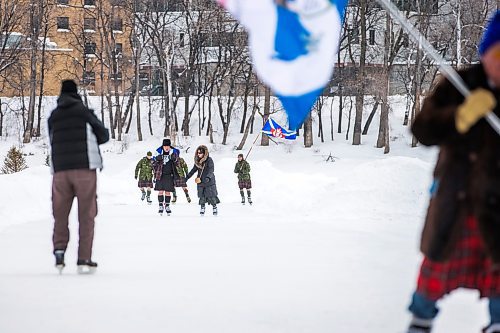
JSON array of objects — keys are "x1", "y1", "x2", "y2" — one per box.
[
  {"x1": 137, "y1": 180, "x2": 153, "y2": 188},
  {"x1": 416, "y1": 216, "x2": 500, "y2": 300},
  {"x1": 238, "y1": 180, "x2": 252, "y2": 189},
  {"x1": 174, "y1": 177, "x2": 187, "y2": 188}
]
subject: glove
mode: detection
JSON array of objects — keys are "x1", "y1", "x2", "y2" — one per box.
[
  {"x1": 195, "y1": 177, "x2": 201, "y2": 184},
  {"x1": 455, "y1": 88, "x2": 496, "y2": 134}
]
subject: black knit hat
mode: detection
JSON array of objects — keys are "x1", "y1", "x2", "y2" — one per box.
[
  {"x1": 61, "y1": 80, "x2": 78, "y2": 94},
  {"x1": 162, "y1": 138, "x2": 171, "y2": 147}
]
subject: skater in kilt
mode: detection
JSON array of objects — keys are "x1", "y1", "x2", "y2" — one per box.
[
  {"x1": 186, "y1": 145, "x2": 220, "y2": 216},
  {"x1": 134, "y1": 151, "x2": 154, "y2": 203},
  {"x1": 234, "y1": 153, "x2": 252, "y2": 204},
  {"x1": 406, "y1": 12, "x2": 500, "y2": 333},
  {"x1": 172, "y1": 156, "x2": 191, "y2": 203},
  {"x1": 152, "y1": 139, "x2": 180, "y2": 215}
]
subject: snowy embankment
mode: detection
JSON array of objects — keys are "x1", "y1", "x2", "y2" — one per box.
[{"x1": 0, "y1": 95, "x2": 491, "y2": 332}]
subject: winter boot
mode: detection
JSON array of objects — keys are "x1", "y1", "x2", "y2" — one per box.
[
  {"x1": 248, "y1": 196, "x2": 252, "y2": 205},
  {"x1": 172, "y1": 193, "x2": 177, "y2": 204},
  {"x1": 483, "y1": 324, "x2": 500, "y2": 333},
  {"x1": 240, "y1": 190, "x2": 245, "y2": 205},
  {"x1": 158, "y1": 204, "x2": 164, "y2": 215},
  {"x1": 146, "y1": 195, "x2": 152, "y2": 204},
  {"x1": 213, "y1": 205, "x2": 218, "y2": 216},
  {"x1": 184, "y1": 189, "x2": 191, "y2": 203},
  {"x1": 406, "y1": 317, "x2": 432, "y2": 333},
  {"x1": 165, "y1": 204, "x2": 172, "y2": 216},
  {"x1": 77, "y1": 259, "x2": 98, "y2": 275},
  {"x1": 141, "y1": 190, "x2": 146, "y2": 201},
  {"x1": 54, "y1": 249, "x2": 65, "y2": 273},
  {"x1": 200, "y1": 204, "x2": 206, "y2": 216}
]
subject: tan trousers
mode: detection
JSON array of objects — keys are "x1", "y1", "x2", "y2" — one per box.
[{"x1": 52, "y1": 169, "x2": 97, "y2": 260}]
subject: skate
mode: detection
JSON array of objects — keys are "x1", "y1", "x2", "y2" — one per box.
[
  {"x1": 77, "y1": 259, "x2": 98, "y2": 275},
  {"x1": 406, "y1": 317, "x2": 432, "y2": 333},
  {"x1": 146, "y1": 196, "x2": 152, "y2": 205},
  {"x1": 483, "y1": 324, "x2": 500, "y2": 333},
  {"x1": 141, "y1": 192, "x2": 146, "y2": 201},
  {"x1": 186, "y1": 195, "x2": 191, "y2": 203},
  {"x1": 171, "y1": 196, "x2": 177, "y2": 204},
  {"x1": 248, "y1": 197, "x2": 252, "y2": 205},
  {"x1": 54, "y1": 250, "x2": 65, "y2": 274},
  {"x1": 158, "y1": 204, "x2": 164, "y2": 215},
  {"x1": 241, "y1": 197, "x2": 245, "y2": 205},
  {"x1": 213, "y1": 205, "x2": 218, "y2": 216},
  {"x1": 165, "y1": 204, "x2": 172, "y2": 216},
  {"x1": 200, "y1": 205, "x2": 205, "y2": 216}
]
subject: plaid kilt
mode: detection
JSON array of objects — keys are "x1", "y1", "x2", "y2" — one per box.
[
  {"x1": 174, "y1": 177, "x2": 187, "y2": 188},
  {"x1": 238, "y1": 180, "x2": 252, "y2": 189},
  {"x1": 416, "y1": 216, "x2": 500, "y2": 300},
  {"x1": 137, "y1": 180, "x2": 153, "y2": 188}
]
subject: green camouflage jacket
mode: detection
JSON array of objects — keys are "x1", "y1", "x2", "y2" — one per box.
[
  {"x1": 176, "y1": 157, "x2": 189, "y2": 178},
  {"x1": 234, "y1": 160, "x2": 251, "y2": 181},
  {"x1": 135, "y1": 157, "x2": 154, "y2": 181}
]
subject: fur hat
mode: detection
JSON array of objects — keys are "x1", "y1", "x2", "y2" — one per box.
[
  {"x1": 162, "y1": 138, "x2": 171, "y2": 147},
  {"x1": 480, "y1": 10, "x2": 500, "y2": 55},
  {"x1": 60, "y1": 80, "x2": 78, "y2": 94}
]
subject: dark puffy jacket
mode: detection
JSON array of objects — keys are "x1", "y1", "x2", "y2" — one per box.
[
  {"x1": 48, "y1": 93, "x2": 109, "y2": 173},
  {"x1": 412, "y1": 63, "x2": 500, "y2": 263}
]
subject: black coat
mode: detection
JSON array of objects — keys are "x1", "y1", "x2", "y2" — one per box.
[
  {"x1": 48, "y1": 93, "x2": 109, "y2": 173},
  {"x1": 186, "y1": 146, "x2": 218, "y2": 200},
  {"x1": 412, "y1": 63, "x2": 500, "y2": 263}
]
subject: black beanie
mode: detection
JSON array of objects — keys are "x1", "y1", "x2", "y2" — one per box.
[
  {"x1": 162, "y1": 138, "x2": 171, "y2": 147},
  {"x1": 61, "y1": 80, "x2": 77, "y2": 94}
]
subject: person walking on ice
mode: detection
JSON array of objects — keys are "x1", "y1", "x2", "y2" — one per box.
[
  {"x1": 234, "y1": 153, "x2": 252, "y2": 205},
  {"x1": 406, "y1": 11, "x2": 500, "y2": 333},
  {"x1": 48, "y1": 79, "x2": 109, "y2": 274},
  {"x1": 186, "y1": 145, "x2": 220, "y2": 216},
  {"x1": 135, "y1": 151, "x2": 154, "y2": 204},
  {"x1": 172, "y1": 155, "x2": 191, "y2": 204},
  {"x1": 152, "y1": 139, "x2": 179, "y2": 216}
]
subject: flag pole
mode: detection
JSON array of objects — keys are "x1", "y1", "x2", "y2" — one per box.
[
  {"x1": 245, "y1": 131, "x2": 261, "y2": 161},
  {"x1": 375, "y1": 0, "x2": 500, "y2": 135}
]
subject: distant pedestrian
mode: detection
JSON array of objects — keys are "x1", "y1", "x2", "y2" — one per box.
[
  {"x1": 172, "y1": 156, "x2": 192, "y2": 203},
  {"x1": 186, "y1": 145, "x2": 220, "y2": 216},
  {"x1": 234, "y1": 153, "x2": 252, "y2": 205},
  {"x1": 134, "y1": 151, "x2": 154, "y2": 204}
]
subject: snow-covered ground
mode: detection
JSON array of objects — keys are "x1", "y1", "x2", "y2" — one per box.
[{"x1": 0, "y1": 96, "x2": 490, "y2": 332}]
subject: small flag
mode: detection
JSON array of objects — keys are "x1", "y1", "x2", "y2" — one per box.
[
  {"x1": 216, "y1": 0, "x2": 347, "y2": 130},
  {"x1": 262, "y1": 118, "x2": 297, "y2": 140}
]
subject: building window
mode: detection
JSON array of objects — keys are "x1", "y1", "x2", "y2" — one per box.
[
  {"x1": 179, "y1": 33, "x2": 184, "y2": 47},
  {"x1": 111, "y1": 18, "x2": 123, "y2": 31},
  {"x1": 403, "y1": 33, "x2": 410, "y2": 47},
  {"x1": 84, "y1": 0, "x2": 95, "y2": 6},
  {"x1": 83, "y1": 71, "x2": 96, "y2": 84},
  {"x1": 57, "y1": 17, "x2": 69, "y2": 30},
  {"x1": 84, "y1": 42, "x2": 96, "y2": 54},
  {"x1": 110, "y1": 0, "x2": 125, "y2": 6},
  {"x1": 84, "y1": 18, "x2": 96, "y2": 31},
  {"x1": 115, "y1": 43, "x2": 123, "y2": 55},
  {"x1": 349, "y1": 25, "x2": 359, "y2": 44},
  {"x1": 369, "y1": 29, "x2": 375, "y2": 45},
  {"x1": 111, "y1": 71, "x2": 123, "y2": 81},
  {"x1": 57, "y1": 0, "x2": 69, "y2": 5}
]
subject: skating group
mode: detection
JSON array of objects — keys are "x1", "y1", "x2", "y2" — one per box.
[{"x1": 134, "y1": 138, "x2": 253, "y2": 217}]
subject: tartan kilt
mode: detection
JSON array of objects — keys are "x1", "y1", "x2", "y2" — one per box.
[
  {"x1": 137, "y1": 179, "x2": 153, "y2": 188},
  {"x1": 174, "y1": 177, "x2": 188, "y2": 188},
  {"x1": 238, "y1": 179, "x2": 252, "y2": 189},
  {"x1": 416, "y1": 216, "x2": 500, "y2": 300}
]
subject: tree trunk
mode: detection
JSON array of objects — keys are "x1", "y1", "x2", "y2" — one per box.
[
  {"x1": 304, "y1": 113, "x2": 313, "y2": 147},
  {"x1": 352, "y1": 0, "x2": 367, "y2": 145},
  {"x1": 362, "y1": 99, "x2": 379, "y2": 135},
  {"x1": 261, "y1": 86, "x2": 270, "y2": 146},
  {"x1": 237, "y1": 103, "x2": 258, "y2": 150}
]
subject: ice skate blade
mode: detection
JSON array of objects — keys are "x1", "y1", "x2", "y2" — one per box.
[
  {"x1": 77, "y1": 266, "x2": 97, "y2": 275},
  {"x1": 56, "y1": 264, "x2": 64, "y2": 274}
]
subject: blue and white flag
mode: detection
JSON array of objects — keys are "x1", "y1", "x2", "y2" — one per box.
[
  {"x1": 217, "y1": 0, "x2": 347, "y2": 130},
  {"x1": 262, "y1": 118, "x2": 297, "y2": 140}
]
